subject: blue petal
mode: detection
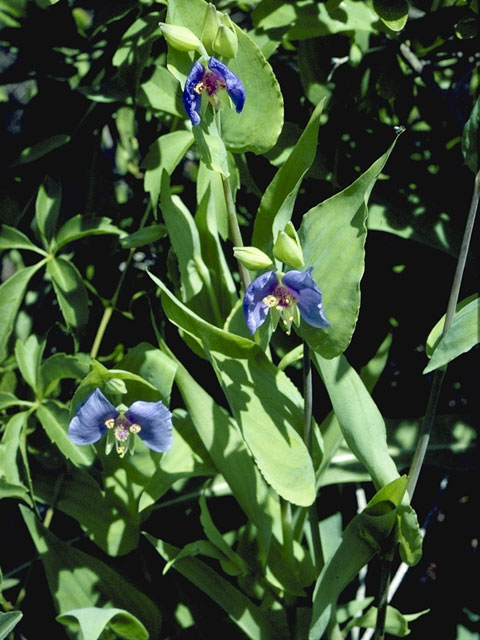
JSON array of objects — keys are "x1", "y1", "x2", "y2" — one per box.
[
  {"x1": 68, "y1": 388, "x2": 118, "y2": 445},
  {"x1": 208, "y1": 56, "x2": 245, "y2": 113},
  {"x1": 125, "y1": 401, "x2": 173, "y2": 453},
  {"x1": 183, "y1": 60, "x2": 205, "y2": 125},
  {"x1": 243, "y1": 270, "x2": 278, "y2": 335},
  {"x1": 282, "y1": 268, "x2": 330, "y2": 329}
]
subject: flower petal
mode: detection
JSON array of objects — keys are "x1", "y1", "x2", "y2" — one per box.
[
  {"x1": 125, "y1": 401, "x2": 173, "y2": 453},
  {"x1": 68, "y1": 388, "x2": 118, "y2": 445},
  {"x1": 183, "y1": 60, "x2": 205, "y2": 125},
  {"x1": 282, "y1": 267, "x2": 330, "y2": 329},
  {"x1": 243, "y1": 270, "x2": 279, "y2": 335},
  {"x1": 208, "y1": 56, "x2": 245, "y2": 113}
]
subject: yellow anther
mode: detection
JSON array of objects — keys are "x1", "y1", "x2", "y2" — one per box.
[
  {"x1": 105, "y1": 418, "x2": 115, "y2": 429},
  {"x1": 129, "y1": 424, "x2": 141, "y2": 434},
  {"x1": 263, "y1": 294, "x2": 278, "y2": 308}
]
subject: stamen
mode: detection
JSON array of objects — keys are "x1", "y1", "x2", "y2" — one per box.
[
  {"x1": 114, "y1": 427, "x2": 129, "y2": 442},
  {"x1": 105, "y1": 418, "x2": 115, "y2": 429},
  {"x1": 129, "y1": 424, "x2": 141, "y2": 434},
  {"x1": 263, "y1": 294, "x2": 278, "y2": 308}
]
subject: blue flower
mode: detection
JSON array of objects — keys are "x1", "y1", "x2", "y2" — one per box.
[
  {"x1": 183, "y1": 56, "x2": 245, "y2": 125},
  {"x1": 68, "y1": 388, "x2": 173, "y2": 457},
  {"x1": 243, "y1": 268, "x2": 330, "y2": 335}
]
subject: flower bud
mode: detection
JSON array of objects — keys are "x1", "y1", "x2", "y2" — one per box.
[
  {"x1": 233, "y1": 246, "x2": 273, "y2": 270},
  {"x1": 159, "y1": 23, "x2": 204, "y2": 53},
  {"x1": 213, "y1": 14, "x2": 238, "y2": 58},
  {"x1": 273, "y1": 223, "x2": 304, "y2": 268},
  {"x1": 201, "y1": 3, "x2": 221, "y2": 54}
]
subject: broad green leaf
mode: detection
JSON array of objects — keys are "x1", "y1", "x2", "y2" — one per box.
[
  {"x1": 252, "y1": 99, "x2": 325, "y2": 255},
  {"x1": 57, "y1": 607, "x2": 148, "y2": 640},
  {"x1": 158, "y1": 172, "x2": 222, "y2": 324},
  {"x1": 14, "y1": 334, "x2": 45, "y2": 393},
  {"x1": 0, "y1": 225, "x2": 46, "y2": 255},
  {"x1": 36, "y1": 400, "x2": 96, "y2": 467},
  {"x1": 192, "y1": 111, "x2": 230, "y2": 176},
  {"x1": 373, "y1": 0, "x2": 409, "y2": 31},
  {"x1": 21, "y1": 506, "x2": 161, "y2": 638},
  {"x1": 196, "y1": 160, "x2": 230, "y2": 241},
  {"x1": 46, "y1": 257, "x2": 89, "y2": 331},
  {"x1": 117, "y1": 342, "x2": 177, "y2": 405},
  {"x1": 139, "y1": 411, "x2": 215, "y2": 512},
  {"x1": 0, "y1": 261, "x2": 45, "y2": 363},
  {"x1": 0, "y1": 611, "x2": 23, "y2": 640},
  {"x1": 309, "y1": 477, "x2": 407, "y2": 639},
  {"x1": 119, "y1": 224, "x2": 167, "y2": 249},
  {"x1": 298, "y1": 134, "x2": 401, "y2": 358},
  {"x1": 34, "y1": 467, "x2": 140, "y2": 557},
  {"x1": 424, "y1": 296, "x2": 479, "y2": 373},
  {"x1": 313, "y1": 353, "x2": 399, "y2": 490},
  {"x1": 0, "y1": 412, "x2": 32, "y2": 505},
  {"x1": 138, "y1": 64, "x2": 184, "y2": 117},
  {"x1": 146, "y1": 535, "x2": 285, "y2": 639},
  {"x1": 347, "y1": 604, "x2": 429, "y2": 636},
  {"x1": 40, "y1": 352, "x2": 92, "y2": 397},
  {"x1": 0, "y1": 392, "x2": 24, "y2": 410},
  {"x1": 151, "y1": 273, "x2": 316, "y2": 505},
  {"x1": 462, "y1": 94, "x2": 479, "y2": 174},
  {"x1": 35, "y1": 176, "x2": 61, "y2": 244},
  {"x1": 10, "y1": 134, "x2": 71, "y2": 166},
  {"x1": 55, "y1": 214, "x2": 123, "y2": 249},
  {"x1": 166, "y1": 0, "x2": 283, "y2": 154},
  {"x1": 159, "y1": 342, "x2": 281, "y2": 561},
  {"x1": 142, "y1": 130, "x2": 194, "y2": 209}
]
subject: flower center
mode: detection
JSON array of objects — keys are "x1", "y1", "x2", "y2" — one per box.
[
  {"x1": 105, "y1": 414, "x2": 141, "y2": 457},
  {"x1": 263, "y1": 285, "x2": 297, "y2": 310},
  {"x1": 194, "y1": 71, "x2": 226, "y2": 97}
]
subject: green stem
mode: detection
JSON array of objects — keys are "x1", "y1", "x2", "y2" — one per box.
[
  {"x1": 407, "y1": 168, "x2": 479, "y2": 500},
  {"x1": 89, "y1": 202, "x2": 152, "y2": 359},
  {"x1": 303, "y1": 342, "x2": 323, "y2": 572},
  {"x1": 221, "y1": 174, "x2": 251, "y2": 291},
  {"x1": 373, "y1": 547, "x2": 395, "y2": 640}
]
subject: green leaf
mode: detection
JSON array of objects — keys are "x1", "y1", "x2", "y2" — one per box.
[
  {"x1": 309, "y1": 477, "x2": 407, "y2": 639},
  {"x1": 424, "y1": 296, "x2": 479, "y2": 373},
  {"x1": 142, "y1": 130, "x2": 194, "y2": 209},
  {"x1": 158, "y1": 342, "x2": 281, "y2": 562},
  {"x1": 0, "y1": 225, "x2": 46, "y2": 255},
  {"x1": 35, "y1": 176, "x2": 62, "y2": 244},
  {"x1": 151, "y1": 273, "x2": 316, "y2": 505},
  {"x1": 0, "y1": 262, "x2": 45, "y2": 363},
  {"x1": 34, "y1": 466, "x2": 140, "y2": 557},
  {"x1": 461, "y1": 94, "x2": 479, "y2": 174},
  {"x1": 0, "y1": 392, "x2": 23, "y2": 410},
  {"x1": 46, "y1": 257, "x2": 89, "y2": 331},
  {"x1": 10, "y1": 134, "x2": 71, "y2": 166},
  {"x1": 373, "y1": 0, "x2": 409, "y2": 31},
  {"x1": 298, "y1": 134, "x2": 402, "y2": 358},
  {"x1": 0, "y1": 611, "x2": 23, "y2": 640},
  {"x1": 119, "y1": 224, "x2": 167, "y2": 249},
  {"x1": 396, "y1": 504, "x2": 423, "y2": 566},
  {"x1": 0, "y1": 412, "x2": 33, "y2": 506},
  {"x1": 313, "y1": 353, "x2": 399, "y2": 490},
  {"x1": 57, "y1": 607, "x2": 148, "y2": 640},
  {"x1": 348, "y1": 604, "x2": 429, "y2": 636},
  {"x1": 20, "y1": 506, "x2": 161, "y2": 638},
  {"x1": 146, "y1": 535, "x2": 285, "y2": 639},
  {"x1": 40, "y1": 352, "x2": 92, "y2": 398},
  {"x1": 55, "y1": 214, "x2": 123, "y2": 249},
  {"x1": 138, "y1": 64, "x2": 185, "y2": 117},
  {"x1": 166, "y1": 0, "x2": 284, "y2": 154},
  {"x1": 15, "y1": 334, "x2": 45, "y2": 393},
  {"x1": 36, "y1": 400, "x2": 96, "y2": 467},
  {"x1": 252, "y1": 99, "x2": 325, "y2": 255}
]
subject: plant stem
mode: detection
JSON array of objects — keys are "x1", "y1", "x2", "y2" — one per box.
[
  {"x1": 303, "y1": 342, "x2": 324, "y2": 571},
  {"x1": 221, "y1": 174, "x2": 251, "y2": 291},
  {"x1": 373, "y1": 169, "x2": 479, "y2": 639},
  {"x1": 407, "y1": 167, "x2": 479, "y2": 500},
  {"x1": 90, "y1": 202, "x2": 152, "y2": 359}
]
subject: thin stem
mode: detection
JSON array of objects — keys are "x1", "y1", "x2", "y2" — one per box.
[
  {"x1": 303, "y1": 342, "x2": 324, "y2": 571},
  {"x1": 373, "y1": 548, "x2": 395, "y2": 640},
  {"x1": 407, "y1": 168, "x2": 479, "y2": 500},
  {"x1": 221, "y1": 174, "x2": 251, "y2": 291},
  {"x1": 89, "y1": 202, "x2": 152, "y2": 359}
]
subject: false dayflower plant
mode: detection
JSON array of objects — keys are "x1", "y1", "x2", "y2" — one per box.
[{"x1": 68, "y1": 388, "x2": 173, "y2": 458}]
